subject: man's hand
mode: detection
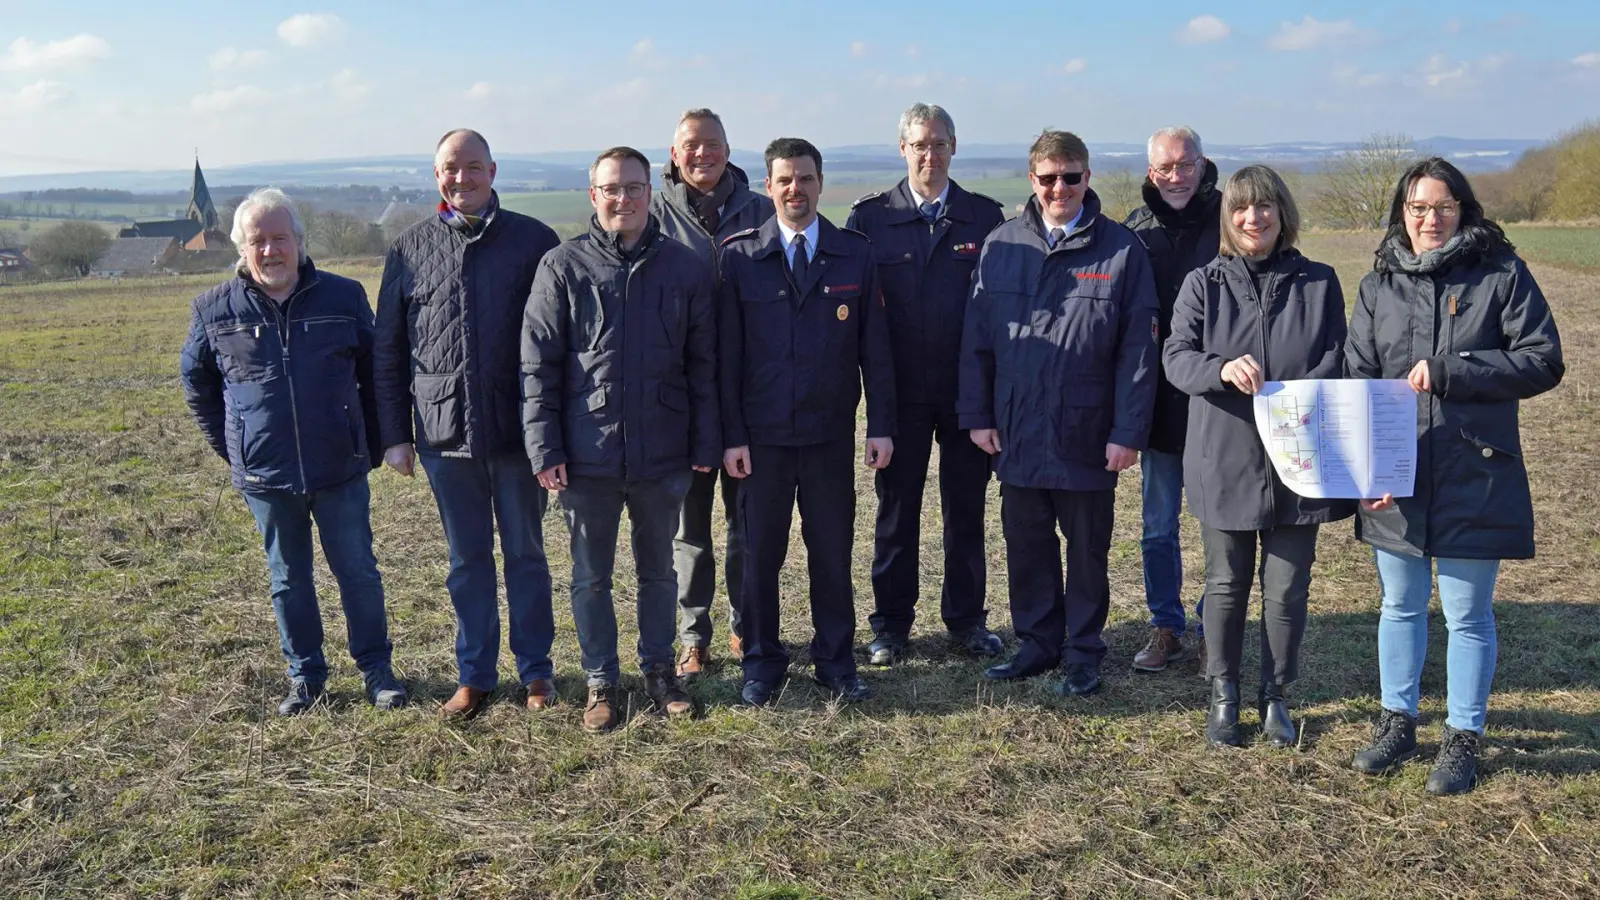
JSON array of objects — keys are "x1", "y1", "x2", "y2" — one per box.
[
  {"x1": 1407, "y1": 360, "x2": 1432, "y2": 394},
  {"x1": 383, "y1": 443, "x2": 416, "y2": 477},
  {"x1": 724, "y1": 446, "x2": 752, "y2": 479},
  {"x1": 1105, "y1": 443, "x2": 1138, "y2": 472},
  {"x1": 864, "y1": 436, "x2": 894, "y2": 470},
  {"x1": 537, "y1": 464, "x2": 567, "y2": 491},
  {"x1": 1220, "y1": 354, "x2": 1264, "y2": 394},
  {"x1": 1361, "y1": 493, "x2": 1395, "y2": 512},
  {"x1": 970, "y1": 428, "x2": 1002, "y2": 455}
]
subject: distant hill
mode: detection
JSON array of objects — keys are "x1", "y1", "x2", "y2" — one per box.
[{"x1": 0, "y1": 137, "x2": 1544, "y2": 195}]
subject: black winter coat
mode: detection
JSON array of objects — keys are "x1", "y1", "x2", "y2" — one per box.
[
  {"x1": 1164, "y1": 249, "x2": 1356, "y2": 530},
  {"x1": 374, "y1": 198, "x2": 561, "y2": 458},
  {"x1": 846, "y1": 178, "x2": 1005, "y2": 407},
  {"x1": 957, "y1": 191, "x2": 1160, "y2": 492},
  {"x1": 520, "y1": 216, "x2": 720, "y2": 481},
  {"x1": 1124, "y1": 161, "x2": 1223, "y2": 454},
  {"x1": 1346, "y1": 247, "x2": 1563, "y2": 559}
]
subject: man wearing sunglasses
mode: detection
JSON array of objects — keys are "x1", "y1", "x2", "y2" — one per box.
[
  {"x1": 522, "y1": 147, "x2": 719, "y2": 732},
  {"x1": 1122, "y1": 126, "x2": 1222, "y2": 677},
  {"x1": 958, "y1": 129, "x2": 1160, "y2": 697}
]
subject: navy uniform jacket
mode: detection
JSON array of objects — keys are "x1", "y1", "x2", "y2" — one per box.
[
  {"x1": 957, "y1": 190, "x2": 1159, "y2": 492},
  {"x1": 846, "y1": 178, "x2": 1005, "y2": 407},
  {"x1": 719, "y1": 215, "x2": 897, "y2": 447}
]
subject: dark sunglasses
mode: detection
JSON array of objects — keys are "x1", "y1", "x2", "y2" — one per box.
[{"x1": 1033, "y1": 171, "x2": 1084, "y2": 187}]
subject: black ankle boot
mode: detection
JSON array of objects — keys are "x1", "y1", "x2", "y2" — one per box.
[
  {"x1": 1259, "y1": 683, "x2": 1296, "y2": 748},
  {"x1": 1207, "y1": 677, "x2": 1241, "y2": 747}
]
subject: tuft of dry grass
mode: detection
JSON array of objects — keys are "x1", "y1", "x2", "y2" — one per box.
[{"x1": 0, "y1": 243, "x2": 1597, "y2": 898}]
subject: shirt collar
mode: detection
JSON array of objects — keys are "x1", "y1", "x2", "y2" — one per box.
[
  {"x1": 1042, "y1": 207, "x2": 1085, "y2": 246},
  {"x1": 909, "y1": 180, "x2": 951, "y2": 209},
  {"x1": 776, "y1": 216, "x2": 820, "y2": 255}
]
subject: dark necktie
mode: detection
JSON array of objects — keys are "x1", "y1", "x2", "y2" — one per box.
[
  {"x1": 919, "y1": 200, "x2": 940, "y2": 223},
  {"x1": 790, "y1": 233, "x2": 810, "y2": 285},
  {"x1": 1048, "y1": 226, "x2": 1065, "y2": 249}
]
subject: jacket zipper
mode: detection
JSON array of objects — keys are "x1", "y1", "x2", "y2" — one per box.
[
  {"x1": 267, "y1": 275, "x2": 318, "y2": 492},
  {"x1": 1246, "y1": 266, "x2": 1275, "y2": 522}
]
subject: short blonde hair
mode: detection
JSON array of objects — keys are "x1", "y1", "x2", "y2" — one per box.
[
  {"x1": 1218, "y1": 164, "x2": 1299, "y2": 257},
  {"x1": 1029, "y1": 129, "x2": 1089, "y2": 171}
]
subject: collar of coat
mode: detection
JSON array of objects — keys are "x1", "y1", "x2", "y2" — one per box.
[
  {"x1": 586, "y1": 212, "x2": 664, "y2": 263},
  {"x1": 1212, "y1": 245, "x2": 1307, "y2": 286},
  {"x1": 237, "y1": 258, "x2": 321, "y2": 304},
  {"x1": 876, "y1": 177, "x2": 981, "y2": 225},
  {"x1": 438, "y1": 190, "x2": 500, "y2": 236},
  {"x1": 1020, "y1": 188, "x2": 1103, "y2": 251},
  {"x1": 1139, "y1": 159, "x2": 1220, "y2": 226},
  {"x1": 746, "y1": 213, "x2": 853, "y2": 262}
]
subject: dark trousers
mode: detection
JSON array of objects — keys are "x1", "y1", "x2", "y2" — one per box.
[
  {"x1": 999, "y1": 484, "x2": 1115, "y2": 669},
  {"x1": 869, "y1": 402, "x2": 991, "y2": 636},
  {"x1": 674, "y1": 468, "x2": 744, "y2": 646},
  {"x1": 736, "y1": 438, "x2": 858, "y2": 685},
  {"x1": 1199, "y1": 523, "x2": 1319, "y2": 686}
]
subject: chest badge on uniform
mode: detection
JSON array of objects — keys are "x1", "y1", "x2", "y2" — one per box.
[{"x1": 837, "y1": 304, "x2": 850, "y2": 321}]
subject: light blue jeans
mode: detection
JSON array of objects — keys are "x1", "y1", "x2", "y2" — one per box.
[
  {"x1": 1140, "y1": 449, "x2": 1201, "y2": 635},
  {"x1": 1374, "y1": 548, "x2": 1501, "y2": 733}
]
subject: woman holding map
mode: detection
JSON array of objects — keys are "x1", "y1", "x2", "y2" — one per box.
[
  {"x1": 1345, "y1": 157, "x2": 1564, "y2": 796},
  {"x1": 1164, "y1": 165, "x2": 1355, "y2": 749}
]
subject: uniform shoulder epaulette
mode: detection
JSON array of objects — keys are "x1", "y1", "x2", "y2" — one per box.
[
  {"x1": 720, "y1": 227, "x2": 760, "y2": 246},
  {"x1": 839, "y1": 225, "x2": 873, "y2": 244},
  {"x1": 850, "y1": 190, "x2": 886, "y2": 209},
  {"x1": 968, "y1": 191, "x2": 1004, "y2": 209}
]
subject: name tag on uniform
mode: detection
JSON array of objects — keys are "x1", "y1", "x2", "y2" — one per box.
[{"x1": 822, "y1": 283, "x2": 860, "y2": 296}]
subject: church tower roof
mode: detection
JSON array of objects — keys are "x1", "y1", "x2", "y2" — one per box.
[{"x1": 186, "y1": 159, "x2": 219, "y2": 231}]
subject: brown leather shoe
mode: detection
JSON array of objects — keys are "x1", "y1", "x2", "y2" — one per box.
[
  {"x1": 644, "y1": 667, "x2": 694, "y2": 718},
  {"x1": 729, "y1": 632, "x2": 744, "y2": 660},
  {"x1": 677, "y1": 645, "x2": 710, "y2": 679},
  {"x1": 525, "y1": 677, "x2": 557, "y2": 711},
  {"x1": 583, "y1": 684, "x2": 619, "y2": 733},
  {"x1": 440, "y1": 685, "x2": 488, "y2": 720},
  {"x1": 1131, "y1": 627, "x2": 1185, "y2": 672},
  {"x1": 1196, "y1": 636, "x2": 1209, "y2": 679}
]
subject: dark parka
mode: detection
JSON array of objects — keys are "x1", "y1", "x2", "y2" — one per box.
[
  {"x1": 520, "y1": 215, "x2": 720, "y2": 481},
  {"x1": 649, "y1": 162, "x2": 774, "y2": 278},
  {"x1": 719, "y1": 215, "x2": 897, "y2": 447},
  {"x1": 957, "y1": 190, "x2": 1160, "y2": 492},
  {"x1": 1163, "y1": 249, "x2": 1356, "y2": 531},
  {"x1": 845, "y1": 178, "x2": 1005, "y2": 407},
  {"x1": 1345, "y1": 245, "x2": 1563, "y2": 559},
  {"x1": 373, "y1": 197, "x2": 561, "y2": 458},
  {"x1": 1123, "y1": 161, "x2": 1223, "y2": 454},
  {"x1": 180, "y1": 260, "x2": 381, "y2": 493}
]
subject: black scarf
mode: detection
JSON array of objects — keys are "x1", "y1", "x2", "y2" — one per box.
[{"x1": 685, "y1": 171, "x2": 736, "y2": 234}]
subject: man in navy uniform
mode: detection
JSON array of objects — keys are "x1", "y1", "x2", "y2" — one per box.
[
  {"x1": 958, "y1": 130, "x2": 1159, "y2": 697},
  {"x1": 719, "y1": 137, "x2": 897, "y2": 705},
  {"x1": 847, "y1": 102, "x2": 1005, "y2": 666}
]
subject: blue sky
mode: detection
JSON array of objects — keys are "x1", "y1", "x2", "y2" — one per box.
[{"x1": 1, "y1": 1, "x2": 1597, "y2": 175}]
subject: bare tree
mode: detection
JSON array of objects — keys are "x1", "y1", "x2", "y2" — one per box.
[
  {"x1": 0, "y1": 225, "x2": 21, "y2": 249},
  {"x1": 1094, "y1": 169, "x2": 1143, "y2": 223},
  {"x1": 379, "y1": 205, "x2": 431, "y2": 244},
  {"x1": 313, "y1": 210, "x2": 385, "y2": 258},
  {"x1": 28, "y1": 221, "x2": 111, "y2": 277},
  {"x1": 1316, "y1": 133, "x2": 1417, "y2": 229}
]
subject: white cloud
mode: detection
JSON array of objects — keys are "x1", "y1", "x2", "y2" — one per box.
[
  {"x1": 464, "y1": 81, "x2": 494, "y2": 100},
  {"x1": 1332, "y1": 64, "x2": 1389, "y2": 88},
  {"x1": 1268, "y1": 16, "x2": 1365, "y2": 51},
  {"x1": 850, "y1": 41, "x2": 868, "y2": 59},
  {"x1": 0, "y1": 34, "x2": 110, "y2": 71},
  {"x1": 190, "y1": 85, "x2": 268, "y2": 115},
  {"x1": 629, "y1": 38, "x2": 655, "y2": 65},
  {"x1": 277, "y1": 13, "x2": 345, "y2": 48},
  {"x1": 1061, "y1": 58, "x2": 1088, "y2": 75},
  {"x1": 1418, "y1": 53, "x2": 1511, "y2": 91},
  {"x1": 1177, "y1": 15, "x2": 1231, "y2": 45},
  {"x1": 1574, "y1": 52, "x2": 1600, "y2": 68},
  {"x1": 209, "y1": 47, "x2": 270, "y2": 71},
  {"x1": 0, "y1": 80, "x2": 71, "y2": 113},
  {"x1": 328, "y1": 68, "x2": 370, "y2": 102}
]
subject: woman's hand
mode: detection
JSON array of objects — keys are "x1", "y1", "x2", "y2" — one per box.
[
  {"x1": 1407, "y1": 360, "x2": 1432, "y2": 394},
  {"x1": 1361, "y1": 493, "x2": 1395, "y2": 512},
  {"x1": 1221, "y1": 354, "x2": 1264, "y2": 394}
]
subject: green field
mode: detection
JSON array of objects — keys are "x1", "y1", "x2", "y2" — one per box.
[{"x1": 1, "y1": 236, "x2": 1597, "y2": 897}]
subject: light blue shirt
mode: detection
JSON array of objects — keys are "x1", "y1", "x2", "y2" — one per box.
[
  {"x1": 1043, "y1": 206, "x2": 1085, "y2": 247},
  {"x1": 776, "y1": 216, "x2": 821, "y2": 269}
]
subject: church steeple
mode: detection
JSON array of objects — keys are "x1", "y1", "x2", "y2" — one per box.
[{"x1": 186, "y1": 158, "x2": 218, "y2": 231}]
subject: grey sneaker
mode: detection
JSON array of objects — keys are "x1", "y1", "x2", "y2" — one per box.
[{"x1": 365, "y1": 669, "x2": 408, "y2": 711}]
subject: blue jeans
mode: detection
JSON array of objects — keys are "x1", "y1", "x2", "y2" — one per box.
[
  {"x1": 241, "y1": 474, "x2": 393, "y2": 686},
  {"x1": 1140, "y1": 449, "x2": 1201, "y2": 635},
  {"x1": 1374, "y1": 548, "x2": 1501, "y2": 734},
  {"x1": 419, "y1": 453, "x2": 555, "y2": 691},
  {"x1": 559, "y1": 471, "x2": 692, "y2": 686}
]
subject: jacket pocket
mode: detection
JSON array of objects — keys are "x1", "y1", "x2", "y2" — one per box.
[
  {"x1": 212, "y1": 323, "x2": 273, "y2": 383},
  {"x1": 412, "y1": 372, "x2": 463, "y2": 450},
  {"x1": 1056, "y1": 382, "x2": 1113, "y2": 464},
  {"x1": 657, "y1": 288, "x2": 685, "y2": 348},
  {"x1": 648, "y1": 383, "x2": 692, "y2": 463}
]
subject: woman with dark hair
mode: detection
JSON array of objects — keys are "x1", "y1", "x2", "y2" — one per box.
[
  {"x1": 1346, "y1": 156, "x2": 1563, "y2": 795},
  {"x1": 1164, "y1": 165, "x2": 1354, "y2": 748}
]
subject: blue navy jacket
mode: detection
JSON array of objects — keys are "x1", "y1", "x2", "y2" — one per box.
[
  {"x1": 180, "y1": 260, "x2": 381, "y2": 493},
  {"x1": 957, "y1": 190, "x2": 1160, "y2": 491},
  {"x1": 846, "y1": 178, "x2": 1004, "y2": 407},
  {"x1": 718, "y1": 214, "x2": 897, "y2": 447}
]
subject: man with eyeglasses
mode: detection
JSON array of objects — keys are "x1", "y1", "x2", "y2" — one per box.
[
  {"x1": 846, "y1": 103, "x2": 1006, "y2": 667},
  {"x1": 649, "y1": 108, "x2": 775, "y2": 680},
  {"x1": 375, "y1": 128, "x2": 563, "y2": 720},
  {"x1": 958, "y1": 129, "x2": 1159, "y2": 697},
  {"x1": 719, "y1": 137, "x2": 897, "y2": 706},
  {"x1": 522, "y1": 147, "x2": 719, "y2": 732},
  {"x1": 1122, "y1": 125, "x2": 1223, "y2": 676}
]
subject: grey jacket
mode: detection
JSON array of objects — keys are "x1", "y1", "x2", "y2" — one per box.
[
  {"x1": 521, "y1": 215, "x2": 720, "y2": 481},
  {"x1": 649, "y1": 162, "x2": 774, "y2": 278},
  {"x1": 1346, "y1": 248, "x2": 1563, "y2": 559},
  {"x1": 1164, "y1": 249, "x2": 1355, "y2": 530},
  {"x1": 374, "y1": 198, "x2": 561, "y2": 458}
]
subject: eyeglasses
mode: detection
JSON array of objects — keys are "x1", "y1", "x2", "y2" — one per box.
[
  {"x1": 907, "y1": 140, "x2": 952, "y2": 157},
  {"x1": 1152, "y1": 158, "x2": 1199, "y2": 179},
  {"x1": 1032, "y1": 171, "x2": 1085, "y2": 187},
  {"x1": 595, "y1": 182, "x2": 649, "y2": 200},
  {"x1": 1403, "y1": 201, "x2": 1460, "y2": 219}
]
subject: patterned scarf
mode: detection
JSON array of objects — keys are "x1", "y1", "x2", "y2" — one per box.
[{"x1": 439, "y1": 192, "x2": 499, "y2": 236}]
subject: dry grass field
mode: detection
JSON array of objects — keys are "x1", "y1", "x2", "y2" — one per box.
[{"x1": 0, "y1": 230, "x2": 1597, "y2": 898}]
